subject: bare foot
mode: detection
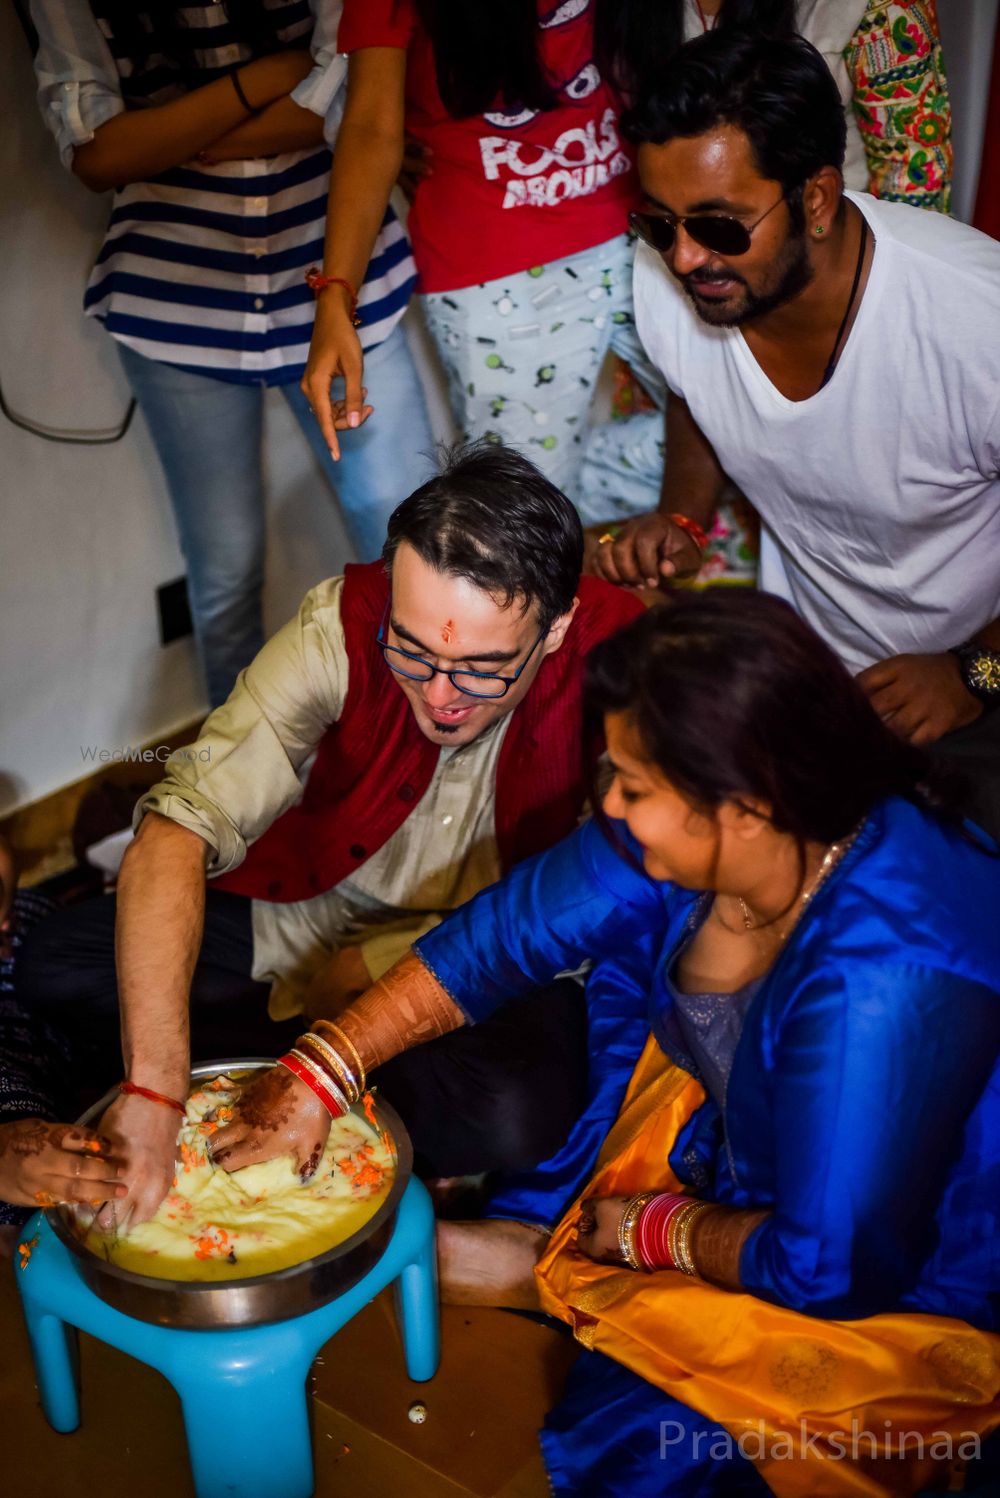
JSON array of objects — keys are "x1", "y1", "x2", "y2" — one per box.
[{"x1": 436, "y1": 1218, "x2": 547, "y2": 1310}]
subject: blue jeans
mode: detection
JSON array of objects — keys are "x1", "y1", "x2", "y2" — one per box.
[{"x1": 117, "y1": 323, "x2": 434, "y2": 706}]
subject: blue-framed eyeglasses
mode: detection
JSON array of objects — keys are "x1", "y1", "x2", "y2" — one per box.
[{"x1": 376, "y1": 610, "x2": 546, "y2": 699}]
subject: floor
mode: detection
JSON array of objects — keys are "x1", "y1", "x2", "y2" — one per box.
[{"x1": 1, "y1": 1260, "x2": 576, "y2": 1497}]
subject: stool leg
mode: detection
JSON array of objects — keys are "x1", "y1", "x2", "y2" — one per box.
[
  {"x1": 177, "y1": 1361, "x2": 314, "y2": 1498},
  {"x1": 394, "y1": 1228, "x2": 440, "y2": 1382},
  {"x1": 22, "y1": 1306, "x2": 81, "y2": 1433}
]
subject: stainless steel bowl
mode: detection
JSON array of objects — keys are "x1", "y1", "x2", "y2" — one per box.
[{"x1": 46, "y1": 1059, "x2": 413, "y2": 1329}]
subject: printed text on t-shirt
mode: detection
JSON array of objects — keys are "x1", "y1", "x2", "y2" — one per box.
[{"x1": 479, "y1": 108, "x2": 631, "y2": 209}]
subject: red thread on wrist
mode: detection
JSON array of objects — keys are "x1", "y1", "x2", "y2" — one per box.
[
  {"x1": 668, "y1": 513, "x2": 710, "y2": 552},
  {"x1": 304, "y1": 269, "x2": 362, "y2": 326},
  {"x1": 119, "y1": 1081, "x2": 186, "y2": 1116},
  {"x1": 277, "y1": 1052, "x2": 347, "y2": 1118}
]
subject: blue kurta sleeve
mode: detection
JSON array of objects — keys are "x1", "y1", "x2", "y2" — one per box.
[
  {"x1": 416, "y1": 818, "x2": 671, "y2": 1025},
  {"x1": 739, "y1": 963, "x2": 1000, "y2": 1318}
]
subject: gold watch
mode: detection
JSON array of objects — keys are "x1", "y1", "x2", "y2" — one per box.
[{"x1": 952, "y1": 641, "x2": 1000, "y2": 703}]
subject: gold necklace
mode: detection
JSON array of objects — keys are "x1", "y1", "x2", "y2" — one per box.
[{"x1": 717, "y1": 823, "x2": 863, "y2": 937}]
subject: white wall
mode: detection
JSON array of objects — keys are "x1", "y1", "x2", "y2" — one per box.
[
  {"x1": 938, "y1": 0, "x2": 998, "y2": 223},
  {"x1": 0, "y1": 5, "x2": 449, "y2": 815},
  {"x1": 0, "y1": 2, "x2": 996, "y2": 814}
]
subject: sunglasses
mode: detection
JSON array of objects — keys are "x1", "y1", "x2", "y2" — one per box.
[{"x1": 628, "y1": 191, "x2": 787, "y2": 257}]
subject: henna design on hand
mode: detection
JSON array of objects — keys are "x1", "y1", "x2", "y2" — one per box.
[
  {"x1": 233, "y1": 1068, "x2": 298, "y2": 1134},
  {"x1": 316, "y1": 951, "x2": 463, "y2": 1072},
  {"x1": 0, "y1": 1120, "x2": 51, "y2": 1159}
]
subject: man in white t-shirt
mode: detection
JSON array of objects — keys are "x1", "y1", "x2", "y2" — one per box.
[{"x1": 590, "y1": 30, "x2": 1000, "y2": 837}]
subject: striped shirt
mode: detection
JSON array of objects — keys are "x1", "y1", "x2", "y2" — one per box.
[{"x1": 30, "y1": 0, "x2": 417, "y2": 384}]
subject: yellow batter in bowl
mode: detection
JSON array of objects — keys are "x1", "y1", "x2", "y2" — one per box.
[{"x1": 79, "y1": 1073, "x2": 396, "y2": 1281}]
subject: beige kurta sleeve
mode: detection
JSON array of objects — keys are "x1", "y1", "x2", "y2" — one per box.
[{"x1": 135, "y1": 576, "x2": 349, "y2": 873}]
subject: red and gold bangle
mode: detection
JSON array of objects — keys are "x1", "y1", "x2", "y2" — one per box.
[
  {"x1": 315, "y1": 1020, "x2": 367, "y2": 1096},
  {"x1": 119, "y1": 1080, "x2": 186, "y2": 1116},
  {"x1": 671, "y1": 1200, "x2": 712, "y2": 1276},
  {"x1": 277, "y1": 1050, "x2": 347, "y2": 1118},
  {"x1": 297, "y1": 1031, "x2": 359, "y2": 1103},
  {"x1": 635, "y1": 1192, "x2": 687, "y2": 1269},
  {"x1": 618, "y1": 1191, "x2": 658, "y2": 1270},
  {"x1": 304, "y1": 269, "x2": 362, "y2": 327},
  {"x1": 668, "y1": 512, "x2": 710, "y2": 552}
]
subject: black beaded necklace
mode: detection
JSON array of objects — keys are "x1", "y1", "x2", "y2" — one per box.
[{"x1": 819, "y1": 216, "x2": 869, "y2": 390}]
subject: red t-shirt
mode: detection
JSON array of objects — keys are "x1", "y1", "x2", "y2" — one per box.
[{"x1": 337, "y1": 0, "x2": 635, "y2": 292}]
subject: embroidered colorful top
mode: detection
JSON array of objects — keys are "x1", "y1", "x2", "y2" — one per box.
[{"x1": 846, "y1": 0, "x2": 952, "y2": 212}]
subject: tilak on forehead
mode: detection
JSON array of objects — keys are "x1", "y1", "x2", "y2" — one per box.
[{"x1": 441, "y1": 618, "x2": 456, "y2": 644}]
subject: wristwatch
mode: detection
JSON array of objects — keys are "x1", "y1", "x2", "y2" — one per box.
[{"x1": 951, "y1": 640, "x2": 1000, "y2": 703}]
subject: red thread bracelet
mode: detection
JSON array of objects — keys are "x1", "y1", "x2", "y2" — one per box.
[
  {"x1": 304, "y1": 268, "x2": 362, "y2": 327},
  {"x1": 668, "y1": 512, "x2": 710, "y2": 552},
  {"x1": 119, "y1": 1081, "x2": 186, "y2": 1116},
  {"x1": 277, "y1": 1051, "x2": 347, "y2": 1118}
]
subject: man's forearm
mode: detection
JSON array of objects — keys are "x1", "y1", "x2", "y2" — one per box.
[
  {"x1": 115, "y1": 813, "x2": 209, "y2": 1095},
  {"x1": 658, "y1": 394, "x2": 728, "y2": 528}
]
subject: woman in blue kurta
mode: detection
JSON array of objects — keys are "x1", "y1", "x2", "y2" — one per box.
[
  {"x1": 218, "y1": 591, "x2": 1000, "y2": 1494},
  {"x1": 409, "y1": 595, "x2": 1000, "y2": 1495}
]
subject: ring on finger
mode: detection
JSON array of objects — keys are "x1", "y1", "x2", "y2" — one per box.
[{"x1": 597, "y1": 533, "x2": 616, "y2": 546}]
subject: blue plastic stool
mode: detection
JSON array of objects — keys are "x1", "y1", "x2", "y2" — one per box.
[{"x1": 16, "y1": 1177, "x2": 438, "y2": 1498}]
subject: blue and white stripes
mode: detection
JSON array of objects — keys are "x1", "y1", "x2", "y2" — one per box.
[
  {"x1": 83, "y1": 151, "x2": 415, "y2": 383},
  {"x1": 31, "y1": 0, "x2": 416, "y2": 385}
]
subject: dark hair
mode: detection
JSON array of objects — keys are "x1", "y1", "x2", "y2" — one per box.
[
  {"x1": 585, "y1": 592, "x2": 963, "y2": 849},
  {"x1": 411, "y1": 0, "x2": 558, "y2": 118},
  {"x1": 595, "y1": 0, "x2": 797, "y2": 102},
  {"x1": 383, "y1": 441, "x2": 583, "y2": 631},
  {"x1": 624, "y1": 30, "x2": 847, "y2": 227}
]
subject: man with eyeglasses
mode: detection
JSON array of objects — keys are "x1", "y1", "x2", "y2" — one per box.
[
  {"x1": 590, "y1": 30, "x2": 1000, "y2": 841},
  {"x1": 19, "y1": 441, "x2": 647, "y2": 1226}
]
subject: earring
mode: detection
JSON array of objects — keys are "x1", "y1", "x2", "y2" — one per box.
[{"x1": 814, "y1": 225, "x2": 825, "y2": 235}]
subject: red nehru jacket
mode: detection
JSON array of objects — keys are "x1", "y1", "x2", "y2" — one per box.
[{"x1": 215, "y1": 561, "x2": 643, "y2": 904}]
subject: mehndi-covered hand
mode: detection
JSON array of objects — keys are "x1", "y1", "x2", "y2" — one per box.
[
  {"x1": 575, "y1": 1194, "x2": 631, "y2": 1265},
  {"x1": 0, "y1": 1119, "x2": 127, "y2": 1210},
  {"x1": 209, "y1": 1064, "x2": 331, "y2": 1180}
]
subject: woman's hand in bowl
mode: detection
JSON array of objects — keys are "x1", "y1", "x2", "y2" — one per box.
[
  {"x1": 209, "y1": 1065, "x2": 332, "y2": 1180},
  {"x1": 0, "y1": 1119, "x2": 127, "y2": 1210}
]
